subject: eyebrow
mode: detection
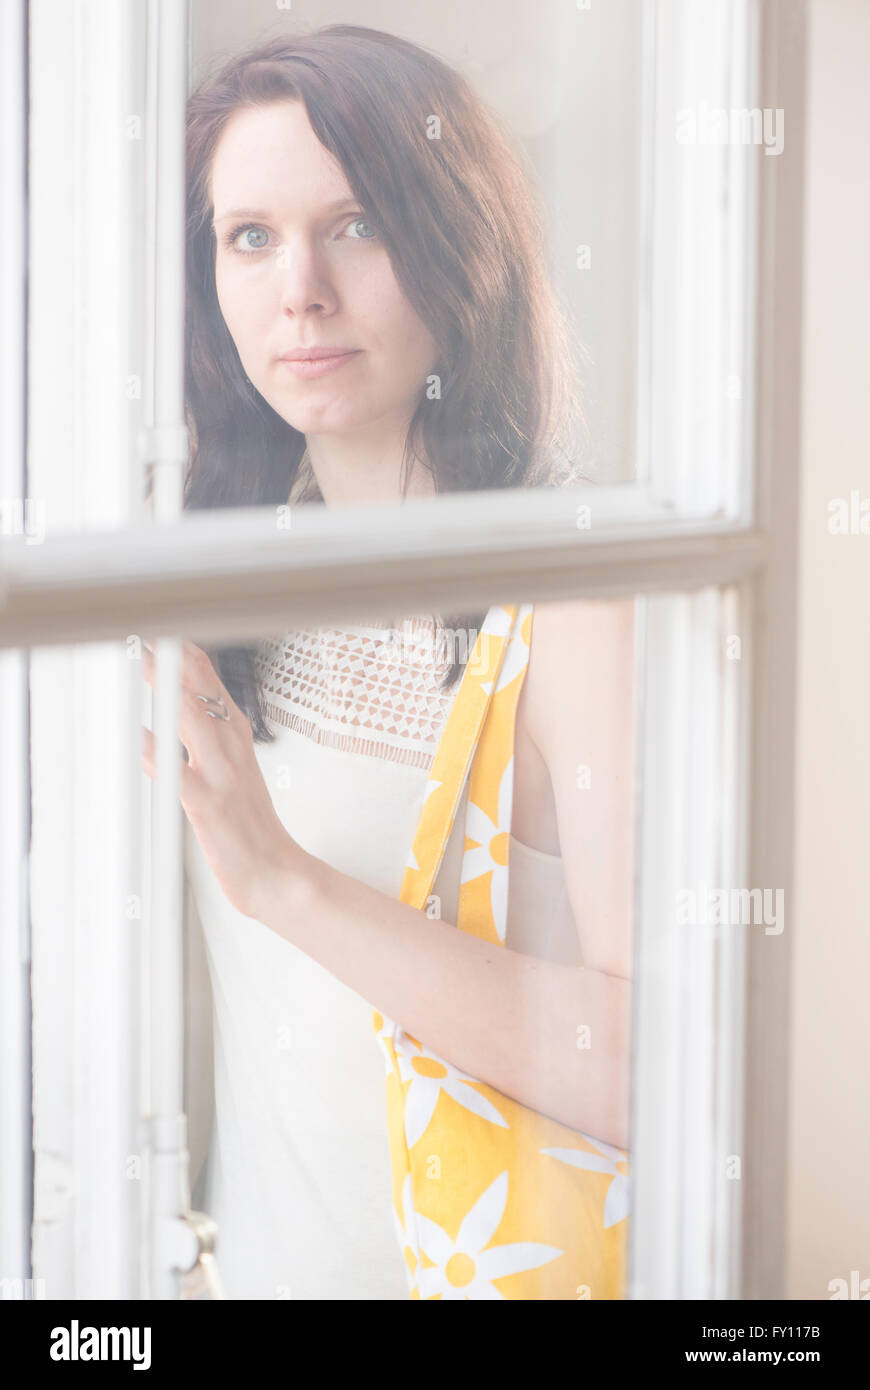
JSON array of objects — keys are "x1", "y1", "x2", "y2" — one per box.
[{"x1": 212, "y1": 198, "x2": 359, "y2": 225}]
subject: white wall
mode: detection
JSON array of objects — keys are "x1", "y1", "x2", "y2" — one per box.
[{"x1": 788, "y1": 0, "x2": 870, "y2": 1299}]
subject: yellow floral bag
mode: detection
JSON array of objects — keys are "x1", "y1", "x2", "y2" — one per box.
[{"x1": 372, "y1": 602, "x2": 631, "y2": 1300}]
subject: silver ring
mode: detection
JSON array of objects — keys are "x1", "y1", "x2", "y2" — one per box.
[{"x1": 195, "y1": 693, "x2": 231, "y2": 721}]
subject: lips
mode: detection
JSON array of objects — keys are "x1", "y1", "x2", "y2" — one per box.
[
  {"x1": 279, "y1": 348, "x2": 357, "y2": 362},
  {"x1": 277, "y1": 349, "x2": 362, "y2": 380}
]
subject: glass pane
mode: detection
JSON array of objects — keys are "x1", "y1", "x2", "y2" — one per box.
[
  {"x1": 177, "y1": 597, "x2": 637, "y2": 1300},
  {"x1": 22, "y1": 1, "x2": 763, "y2": 550},
  {"x1": 19, "y1": 584, "x2": 748, "y2": 1300},
  {"x1": 187, "y1": 3, "x2": 645, "y2": 499}
]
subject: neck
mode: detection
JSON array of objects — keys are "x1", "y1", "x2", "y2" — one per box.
[{"x1": 304, "y1": 419, "x2": 435, "y2": 506}]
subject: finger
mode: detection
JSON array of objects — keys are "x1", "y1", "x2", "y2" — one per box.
[
  {"x1": 146, "y1": 642, "x2": 243, "y2": 774},
  {"x1": 141, "y1": 725, "x2": 196, "y2": 792},
  {"x1": 140, "y1": 642, "x2": 222, "y2": 707},
  {"x1": 140, "y1": 639, "x2": 185, "y2": 687},
  {"x1": 141, "y1": 681, "x2": 195, "y2": 765},
  {"x1": 141, "y1": 639, "x2": 230, "y2": 705}
]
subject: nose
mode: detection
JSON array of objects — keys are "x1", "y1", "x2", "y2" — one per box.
[{"x1": 276, "y1": 238, "x2": 338, "y2": 318}]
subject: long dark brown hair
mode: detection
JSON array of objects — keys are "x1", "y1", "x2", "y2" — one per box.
[{"x1": 183, "y1": 24, "x2": 585, "y2": 741}]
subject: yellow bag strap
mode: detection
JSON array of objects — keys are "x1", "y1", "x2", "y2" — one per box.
[{"x1": 397, "y1": 603, "x2": 533, "y2": 945}]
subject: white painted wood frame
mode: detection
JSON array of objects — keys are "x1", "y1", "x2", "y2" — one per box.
[{"x1": 0, "y1": 0, "x2": 803, "y2": 1300}]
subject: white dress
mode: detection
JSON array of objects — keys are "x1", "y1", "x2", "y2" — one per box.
[{"x1": 183, "y1": 614, "x2": 578, "y2": 1300}]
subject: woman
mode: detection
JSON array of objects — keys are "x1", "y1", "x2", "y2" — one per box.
[{"x1": 143, "y1": 24, "x2": 634, "y2": 1300}]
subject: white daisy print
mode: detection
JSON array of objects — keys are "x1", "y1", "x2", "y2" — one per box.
[
  {"x1": 393, "y1": 1031, "x2": 509, "y2": 1146},
  {"x1": 393, "y1": 1172, "x2": 421, "y2": 1295},
  {"x1": 480, "y1": 606, "x2": 513, "y2": 638},
  {"x1": 490, "y1": 603, "x2": 532, "y2": 696},
  {"x1": 541, "y1": 1134, "x2": 631, "y2": 1228},
  {"x1": 460, "y1": 756, "x2": 515, "y2": 941},
  {"x1": 415, "y1": 1171, "x2": 563, "y2": 1299},
  {"x1": 373, "y1": 1011, "x2": 398, "y2": 1076},
  {"x1": 470, "y1": 606, "x2": 513, "y2": 685}
]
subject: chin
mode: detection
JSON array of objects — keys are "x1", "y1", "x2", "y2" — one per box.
[
  {"x1": 272, "y1": 394, "x2": 381, "y2": 437},
  {"x1": 275, "y1": 407, "x2": 354, "y2": 436}
]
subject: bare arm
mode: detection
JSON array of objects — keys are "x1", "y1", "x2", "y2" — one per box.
[
  {"x1": 261, "y1": 853, "x2": 631, "y2": 1148},
  {"x1": 258, "y1": 598, "x2": 636, "y2": 1150}
]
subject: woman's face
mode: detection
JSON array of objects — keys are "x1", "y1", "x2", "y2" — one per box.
[{"x1": 210, "y1": 100, "x2": 439, "y2": 440}]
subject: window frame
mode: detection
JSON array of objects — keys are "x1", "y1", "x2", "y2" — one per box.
[
  {"x1": 0, "y1": 0, "x2": 31, "y2": 1302},
  {"x1": 1, "y1": 0, "x2": 805, "y2": 1301}
]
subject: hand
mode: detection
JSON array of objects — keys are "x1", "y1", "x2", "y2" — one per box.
[{"x1": 140, "y1": 638, "x2": 305, "y2": 922}]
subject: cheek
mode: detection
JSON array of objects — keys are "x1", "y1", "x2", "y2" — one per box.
[
  {"x1": 214, "y1": 264, "x2": 268, "y2": 351},
  {"x1": 359, "y1": 267, "x2": 438, "y2": 371}
]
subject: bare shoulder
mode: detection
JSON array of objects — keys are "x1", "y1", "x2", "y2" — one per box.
[{"x1": 519, "y1": 596, "x2": 636, "y2": 762}]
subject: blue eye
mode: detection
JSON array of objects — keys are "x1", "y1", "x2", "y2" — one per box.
[
  {"x1": 225, "y1": 224, "x2": 270, "y2": 254},
  {"x1": 344, "y1": 217, "x2": 378, "y2": 240}
]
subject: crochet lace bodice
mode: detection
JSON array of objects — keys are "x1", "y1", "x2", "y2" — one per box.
[{"x1": 253, "y1": 615, "x2": 465, "y2": 768}]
